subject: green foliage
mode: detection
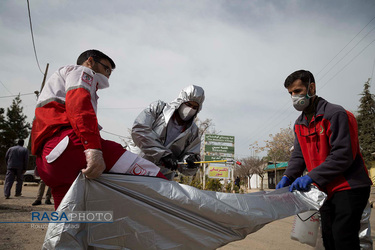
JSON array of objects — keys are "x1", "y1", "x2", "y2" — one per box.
[
  {"x1": 357, "y1": 79, "x2": 375, "y2": 165},
  {"x1": 205, "y1": 178, "x2": 222, "y2": 191},
  {"x1": 6, "y1": 95, "x2": 31, "y2": 140},
  {"x1": 178, "y1": 174, "x2": 188, "y2": 184},
  {"x1": 0, "y1": 108, "x2": 6, "y2": 153},
  {"x1": 190, "y1": 178, "x2": 203, "y2": 189},
  {"x1": 0, "y1": 95, "x2": 31, "y2": 173},
  {"x1": 225, "y1": 183, "x2": 232, "y2": 193}
]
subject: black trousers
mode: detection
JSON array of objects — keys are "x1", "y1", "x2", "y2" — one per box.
[
  {"x1": 319, "y1": 186, "x2": 370, "y2": 250},
  {"x1": 4, "y1": 168, "x2": 24, "y2": 197}
]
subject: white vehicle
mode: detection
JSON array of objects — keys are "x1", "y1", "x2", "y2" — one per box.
[{"x1": 23, "y1": 170, "x2": 41, "y2": 183}]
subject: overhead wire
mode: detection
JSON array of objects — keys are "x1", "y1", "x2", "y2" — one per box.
[
  {"x1": 101, "y1": 130, "x2": 129, "y2": 147},
  {"x1": 235, "y1": 98, "x2": 293, "y2": 149},
  {"x1": 101, "y1": 130, "x2": 128, "y2": 139},
  {"x1": 317, "y1": 25, "x2": 375, "y2": 84},
  {"x1": 371, "y1": 51, "x2": 375, "y2": 84},
  {"x1": 98, "y1": 107, "x2": 146, "y2": 110},
  {"x1": 0, "y1": 80, "x2": 13, "y2": 95},
  {"x1": 320, "y1": 38, "x2": 375, "y2": 90},
  {"x1": 0, "y1": 93, "x2": 36, "y2": 99},
  {"x1": 315, "y1": 15, "x2": 375, "y2": 77},
  {"x1": 26, "y1": 0, "x2": 44, "y2": 75},
  {"x1": 235, "y1": 15, "x2": 375, "y2": 158}
]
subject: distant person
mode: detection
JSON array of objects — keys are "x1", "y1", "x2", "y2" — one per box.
[
  {"x1": 276, "y1": 70, "x2": 372, "y2": 250},
  {"x1": 4, "y1": 139, "x2": 29, "y2": 198},
  {"x1": 32, "y1": 167, "x2": 52, "y2": 206},
  {"x1": 128, "y1": 85, "x2": 205, "y2": 180},
  {"x1": 32, "y1": 180, "x2": 52, "y2": 205},
  {"x1": 31, "y1": 49, "x2": 166, "y2": 210},
  {"x1": 235, "y1": 176, "x2": 240, "y2": 188}
]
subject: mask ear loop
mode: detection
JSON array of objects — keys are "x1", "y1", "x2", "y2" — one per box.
[
  {"x1": 309, "y1": 79, "x2": 319, "y2": 153},
  {"x1": 306, "y1": 78, "x2": 316, "y2": 99}
]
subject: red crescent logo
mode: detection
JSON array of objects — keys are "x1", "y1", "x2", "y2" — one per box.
[{"x1": 131, "y1": 164, "x2": 146, "y2": 175}]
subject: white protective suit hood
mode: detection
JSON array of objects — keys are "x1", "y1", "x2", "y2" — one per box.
[
  {"x1": 163, "y1": 85, "x2": 205, "y2": 124},
  {"x1": 129, "y1": 85, "x2": 205, "y2": 177}
]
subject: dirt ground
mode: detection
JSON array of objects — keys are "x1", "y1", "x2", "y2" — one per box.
[{"x1": 1, "y1": 180, "x2": 375, "y2": 250}]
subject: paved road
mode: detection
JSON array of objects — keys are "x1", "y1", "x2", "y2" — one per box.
[
  {"x1": 221, "y1": 187, "x2": 375, "y2": 249},
  {"x1": 1, "y1": 182, "x2": 374, "y2": 249}
]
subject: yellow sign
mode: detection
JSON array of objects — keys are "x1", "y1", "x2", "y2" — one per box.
[{"x1": 208, "y1": 166, "x2": 229, "y2": 178}]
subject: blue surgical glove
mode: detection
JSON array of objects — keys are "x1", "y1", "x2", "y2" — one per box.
[
  {"x1": 276, "y1": 176, "x2": 291, "y2": 189},
  {"x1": 289, "y1": 175, "x2": 313, "y2": 192}
]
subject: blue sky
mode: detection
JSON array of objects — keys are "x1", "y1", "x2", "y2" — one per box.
[{"x1": 1, "y1": 0, "x2": 375, "y2": 159}]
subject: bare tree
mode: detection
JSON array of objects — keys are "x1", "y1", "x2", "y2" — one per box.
[
  {"x1": 196, "y1": 118, "x2": 216, "y2": 137},
  {"x1": 250, "y1": 125, "x2": 294, "y2": 187},
  {"x1": 252, "y1": 160, "x2": 266, "y2": 190},
  {"x1": 236, "y1": 156, "x2": 264, "y2": 189},
  {"x1": 262, "y1": 125, "x2": 295, "y2": 162}
]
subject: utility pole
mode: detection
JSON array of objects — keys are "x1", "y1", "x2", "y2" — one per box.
[
  {"x1": 36, "y1": 63, "x2": 49, "y2": 97},
  {"x1": 27, "y1": 63, "x2": 49, "y2": 152}
]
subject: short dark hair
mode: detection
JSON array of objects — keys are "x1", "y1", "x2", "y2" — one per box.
[
  {"x1": 284, "y1": 70, "x2": 315, "y2": 88},
  {"x1": 76, "y1": 49, "x2": 116, "y2": 69},
  {"x1": 17, "y1": 139, "x2": 24, "y2": 146}
]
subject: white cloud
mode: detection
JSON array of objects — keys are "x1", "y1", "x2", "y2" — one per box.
[{"x1": 1, "y1": 0, "x2": 375, "y2": 158}]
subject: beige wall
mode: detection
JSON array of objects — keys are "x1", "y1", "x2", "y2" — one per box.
[{"x1": 369, "y1": 161, "x2": 375, "y2": 185}]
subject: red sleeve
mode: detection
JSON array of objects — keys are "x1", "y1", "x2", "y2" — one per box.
[{"x1": 66, "y1": 88, "x2": 101, "y2": 150}]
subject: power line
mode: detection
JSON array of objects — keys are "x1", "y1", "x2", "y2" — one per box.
[
  {"x1": 0, "y1": 80, "x2": 13, "y2": 95},
  {"x1": 371, "y1": 51, "x2": 375, "y2": 83},
  {"x1": 0, "y1": 93, "x2": 36, "y2": 99},
  {"x1": 317, "y1": 24, "x2": 375, "y2": 83},
  {"x1": 245, "y1": 37, "x2": 375, "y2": 153},
  {"x1": 316, "y1": 15, "x2": 375, "y2": 77},
  {"x1": 98, "y1": 107, "x2": 145, "y2": 110},
  {"x1": 26, "y1": 0, "x2": 44, "y2": 75},
  {"x1": 320, "y1": 38, "x2": 375, "y2": 90},
  {"x1": 235, "y1": 99, "x2": 293, "y2": 150},
  {"x1": 101, "y1": 130, "x2": 127, "y2": 139},
  {"x1": 236, "y1": 17, "x2": 375, "y2": 158}
]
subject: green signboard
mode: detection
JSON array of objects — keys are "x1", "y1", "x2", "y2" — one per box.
[
  {"x1": 204, "y1": 155, "x2": 234, "y2": 161},
  {"x1": 205, "y1": 134, "x2": 235, "y2": 143},
  {"x1": 205, "y1": 145, "x2": 235, "y2": 154}
]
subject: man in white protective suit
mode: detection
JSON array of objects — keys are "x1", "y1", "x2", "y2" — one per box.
[{"x1": 129, "y1": 85, "x2": 205, "y2": 180}]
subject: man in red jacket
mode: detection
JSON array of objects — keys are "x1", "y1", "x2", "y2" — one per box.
[
  {"x1": 31, "y1": 49, "x2": 165, "y2": 210},
  {"x1": 276, "y1": 70, "x2": 372, "y2": 250}
]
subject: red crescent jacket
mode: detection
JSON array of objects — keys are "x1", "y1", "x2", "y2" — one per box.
[
  {"x1": 31, "y1": 65, "x2": 108, "y2": 155},
  {"x1": 284, "y1": 97, "x2": 372, "y2": 198}
]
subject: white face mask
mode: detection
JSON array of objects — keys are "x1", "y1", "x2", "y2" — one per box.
[
  {"x1": 96, "y1": 73, "x2": 109, "y2": 89},
  {"x1": 291, "y1": 83, "x2": 315, "y2": 111},
  {"x1": 178, "y1": 103, "x2": 197, "y2": 121},
  {"x1": 292, "y1": 94, "x2": 310, "y2": 111}
]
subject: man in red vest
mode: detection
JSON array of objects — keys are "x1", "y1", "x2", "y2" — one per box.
[
  {"x1": 276, "y1": 70, "x2": 372, "y2": 250},
  {"x1": 31, "y1": 49, "x2": 165, "y2": 209}
]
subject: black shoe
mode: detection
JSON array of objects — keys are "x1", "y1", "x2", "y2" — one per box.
[
  {"x1": 32, "y1": 200, "x2": 42, "y2": 206},
  {"x1": 15, "y1": 193, "x2": 22, "y2": 197},
  {"x1": 5, "y1": 196, "x2": 9, "y2": 199},
  {"x1": 45, "y1": 200, "x2": 52, "y2": 205}
]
